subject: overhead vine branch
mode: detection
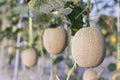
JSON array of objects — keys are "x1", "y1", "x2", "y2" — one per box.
[{"x1": 27, "y1": 0, "x2": 33, "y2": 47}]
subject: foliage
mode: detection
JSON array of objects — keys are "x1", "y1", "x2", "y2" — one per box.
[
  {"x1": 97, "y1": 15, "x2": 117, "y2": 56},
  {"x1": 107, "y1": 63, "x2": 116, "y2": 72}
]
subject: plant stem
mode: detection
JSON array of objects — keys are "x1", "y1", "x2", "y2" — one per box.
[
  {"x1": 13, "y1": 17, "x2": 22, "y2": 80},
  {"x1": 65, "y1": 17, "x2": 74, "y2": 80},
  {"x1": 0, "y1": 45, "x2": 4, "y2": 73},
  {"x1": 66, "y1": 24, "x2": 71, "y2": 62},
  {"x1": 117, "y1": 2, "x2": 120, "y2": 70},
  {"x1": 28, "y1": 4, "x2": 33, "y2": 47},
  {"x1": 86, "y1": 0, "x2": 91, "y2": 27},
  {"x1": 39, "y1": 29, "x2": 45, "y2": 79},
  {"x1": 50, "y1": 55, "x2": 55, "y2": 80},
  {"x1": 80, "y1": 0, "x2": 83, "y2": 5},
  {"x1": 13, "y1": 32, "x2": 21, "y2": 80},
  {"x1": 56, "y1": 74, "x2": 61, "y2": 80},
  {"x1": 76, "y1": 7, "x2": 87, "y2": 20},
  {"x1": 66, "y1": 63, "x2": 77, "y2": 80},
  {"x1": 87, "y1": 0, "x2": 91, "y2": 9},
  {"x1": 86, "y1": 17, "x2": 90, "y2": 27}
]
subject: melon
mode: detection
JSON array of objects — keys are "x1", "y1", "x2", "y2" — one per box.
[
  {"x1": 21, "y1": 48, "x2": 37, "y2": 67},
  {"x1": 43, "y1": 26, "x2": 67, "y2": 55},
  {"x1": 72, "y1": 27, "x2": 106, "y2": 68},
  {"x1": 83, "y1": 69, "x2": 97, "y2": 80}
]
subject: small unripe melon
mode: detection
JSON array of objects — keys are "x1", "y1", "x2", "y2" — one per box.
[
  {"x1": 43, "y1": 26, "x2": 67, "y2": 55},
  {"x1": 7, "y1": 46, "x2": 16, "y2": 55},
  {"x1": 110, "y1": 71, "x2": 120, "y2": 80},
  {"x1": 83, "y1": 69, "x2": 97, "y2": 80},
  {"x1": 72, "y1": 27, "x2": 106, "y2": 68},
  {"x1": 21, "y1": 48, "x2": 37, "y2": 67}
]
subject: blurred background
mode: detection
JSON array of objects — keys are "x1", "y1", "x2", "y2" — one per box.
[{"x1": 0, "y1": 0, "x2": 119, "y2": 80}]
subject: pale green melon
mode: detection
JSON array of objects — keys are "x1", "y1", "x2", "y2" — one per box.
[
  {"x1": 72, "y1": 27, "x2": 106, "y2": 68},
  {"x1": 43, "y1": 26, "x2": 67, "y2": 55}
]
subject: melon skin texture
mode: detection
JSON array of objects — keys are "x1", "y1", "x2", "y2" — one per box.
[
  {"x1": 43, "y1": 26, "x2": 67, "y2": 55},
  {"x1": 83, "y1": 69, "x2": 97, "y2": 80},
  {"x1": 110, "y1": 71, "x2": 120, "y2": 80},
  {"x1": 72, "y1": 27, "x2": 106, "y2": 68},
  {"x1": 21, "y1": 48, "x2": 38, "y2": 67}
]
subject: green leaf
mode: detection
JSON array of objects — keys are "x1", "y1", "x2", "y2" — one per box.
[
  {"x1": 13, "y1": 28, "x2": 23, "y2": 35},
  {"x1": 30, "y1": 0, "x2": 66, "y2": 13},
  {"x1": 67, "y1": 5, "x2": 83, "y2": 35},
  {"x1": 40, "y1": 4, "x2": 54, "y2": 14},
  {"x1": 58, "y1": 7, "x2": 72, "y2": 15},
  {"x1": 0, "y1": 0, "x2": 6, "y2": 6},
  {"x1": 12, "y1": 5, "x2": 28, "y2": 14},
  {"x1": 33, "y1": 13, "x2": 53, "y2": 25},
  {"x1": 30, "y1": 0, "x2": 47, "y2": 10},
  {"x1": 40, "y1": 0, "x2": 65, "y2": 14},
  {"x1": 97, "y1": 77, "x2": 105, "y2": 80},
  {"x1": 9, "y1": 55, "x2": 14, "y2": 64},
  {"x1": 64, "y1": 1, "x2": 74, "y2": 8},
  {"x1": 107, "y1": 63, "x2": 116, "y2": 72},
  {"x1": 53, "y1": 56, "x2": 64, "y2": 65}
]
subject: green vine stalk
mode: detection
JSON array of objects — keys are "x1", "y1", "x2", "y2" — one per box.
[
  {"x1": 86, "y1": 0, "x2": 91, "y2": 27},
  {"x1": 28, "y1": 3, "x2": 33, "y2": 47},
  {"x1": 50, "y1": 55, "x2": 55, "y2": 80},
  {"x1": 39, "y1": 29, "x2": 45, "y2": 79},
  {"x1": 66, "y1": 63, "x2": 77, "y2": 80}
]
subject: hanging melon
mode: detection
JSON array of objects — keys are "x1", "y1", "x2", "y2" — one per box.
[
  {"x1": 43, "y1": 26, "x2": 67, "y2": 55},
  {"x1": 72, "y1": 27, "x2": 106, "y2": 68},
  {"x1": 83, "y1": 69, "x2": 97, "y2": 80},
  {"x1": 21, "y1": 48, "x2": 38, "y2": 67}
]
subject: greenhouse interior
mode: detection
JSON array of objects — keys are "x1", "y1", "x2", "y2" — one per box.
[{"x1": 0, "y1": 0, "x2": 119, "y2": 80}]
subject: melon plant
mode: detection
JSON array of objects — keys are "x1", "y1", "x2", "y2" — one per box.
[
  {"x1": 21, "y1": 48, "x2": 38, "y2": 67},
  {"x1": 83, "y1": 69, "x2": 97, "y2": 80},
  {"x1": 72, "y1": 26, "x2": 106, "y2": 68},
  {"x1": 43, "y1": 25, "x2": 67, "y2": 55}
]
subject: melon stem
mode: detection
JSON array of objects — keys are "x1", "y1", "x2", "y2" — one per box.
[
  {"x1": 50, "y1": 55, "x2": 55, "y2": 80},
  {"x1": 67, "y1": 25, "x2": 71, "y2": 60},
  {"x1": 86, "y1": 0, "x2": 91, "y2": 27},
  {"x1": 117, "y1": 2, "x2": 120, "y2": 70},
  {"x1": 13, "y1": 17, "x2": 22, "y2": 80},
  {"x1": 0, "y1": 45, "x2": 4, "y2": 73},
  {"x1": 13, "y1": 32, "x2": 21, "y2": 80},
  {"x1": 56, "y1": 74, "x2": 61, "y2": 80},
  {"x1": 39, "y1": 29, "x2": 45, "y2": 79},
  {"x1": 28, "y1": 3, "x2": 33, "y2": 47},
  {"x1": 66, "y1": 63, "x2": 77, "y2": 80}
]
